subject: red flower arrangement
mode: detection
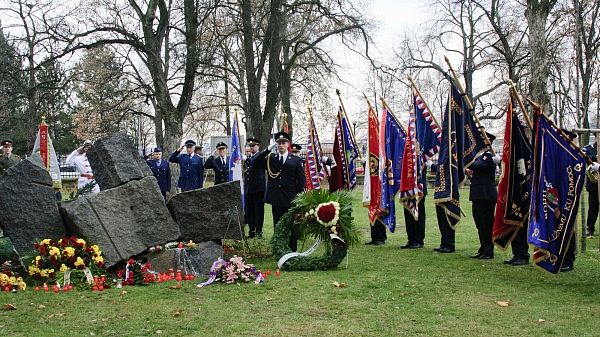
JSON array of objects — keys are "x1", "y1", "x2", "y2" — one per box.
[{"x1": 118, "y1": 259, "x2": 155, "y2": 285}]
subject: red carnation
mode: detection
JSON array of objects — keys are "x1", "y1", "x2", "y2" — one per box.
[
  {"x1": 128, "y1": 259, "x2": 135, "y2": 265},
  {"x1": 317, "y1": 203, "x2": 336, "y2": 223},
  {"x1": 48, "y1": 271, "x2": 56, "y2": 279},
  {"x1": 118, "y1": 270, "x2": 125, "y2": 277},
  {"x1": 33, "y1": 243, "x2": 39, "y2": 249}
]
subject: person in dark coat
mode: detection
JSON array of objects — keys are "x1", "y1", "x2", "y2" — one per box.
[
  {"x1": 168, "y1": 139, "x2": 204, "y2": 192},
  {"x1": 146, "y1": 147, "x2": 171, "y2": 200},
  {"x1": 400, "y1": 165, "x2": 429, "y2": 249},
  {"x1": 204, "y1": 142, "x2": 229, "y2": 185},
  {"x1": 244, "y1": 137, "x2": 266, "y2": 238},
  {"x1": 583, "y1": 140, "x2": 598, "y2": 236},
  {"x1": 254, "y1": 132, "x2": 306, "y2": 251},
  {"x1": 469, "y1": 133, "x2": 499, "y2": 260}
]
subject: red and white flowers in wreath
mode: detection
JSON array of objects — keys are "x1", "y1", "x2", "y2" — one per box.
[{"x1": 306, "y1": 201, "x2": 341, "y2": 234}]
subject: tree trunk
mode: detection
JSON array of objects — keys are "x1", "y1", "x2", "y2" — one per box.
[{"x1": 526, "y1": 0, "x2": 555, "y2": 111}]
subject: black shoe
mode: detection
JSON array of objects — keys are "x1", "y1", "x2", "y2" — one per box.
[
  {"x1": 512, "y1": 259, "x2": 529, "y2": 266},
  {"x1": 560, "y1": 265, "x2": 574, "y2": 272},
  {"x1": 433, "y1": 246, "x2": 443, "y2": 252},
  {"x1": 470, "y1": 252, "x2": 483, "y2": 259},
  {"x1": 438, "y1": 247, "x2": 455, "y2": 253},
  {"x1": 409, "y1": 243, "x2": 424, "y2": 249},
  {"x1": 478, "y1": 254, "x2": 494, "y2": 259},
  {"x1": 400, "y1": 242, "x2": 413, "y2": 249},
  {"x1": 586, "y1": 231, "x2": 594, "y2": 236},
  {"x1": 373, "y1": 241, "x2": 385, "y2": 246},
  {"x1": 503, "y1": 256, "x2": 518, "y2": 264},
  {"x1": 365, "y1": 240, "x2": 376, "y2": 245}
]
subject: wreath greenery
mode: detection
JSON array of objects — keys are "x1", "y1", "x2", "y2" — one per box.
[{"x1": 270, "y1": 189, "x2": 359, "y2": 271}]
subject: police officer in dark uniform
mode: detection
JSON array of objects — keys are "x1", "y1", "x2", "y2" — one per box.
[
  {"x1": 204, "y1": 142, "x2": 229, "y2": 185},
  {"x1": 400, "y1": 165, "x2": 429, "y2": 249},
  {"x1": 469, "y1": 133, "x2": 499, "y2": 260},
  {"x1": 583, "y1": 139, "x2": 598, "y2": 236},
  {"x1": 244, "y1": 137, "x2": 266, "y2": 238},
  {"x1": 146, "y1": 147, "x2": 171, "y2": 200},
  {"x1": 255, "y1": 132, "x2": 306, "y2": 251},
  {"x1": 168, "y1": 140, "x2": 204, "y2": 192}
]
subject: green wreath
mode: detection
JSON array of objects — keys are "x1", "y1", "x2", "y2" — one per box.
[{"x1": 270, "y1": 190, "x2": 359, "y2": 271}]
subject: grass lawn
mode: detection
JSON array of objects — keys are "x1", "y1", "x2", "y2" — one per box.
[{"x1": 2, "y1": 187, "x2": 600, "y2": 336}]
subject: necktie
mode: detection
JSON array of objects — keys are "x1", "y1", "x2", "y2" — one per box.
[
  {"x1": 222, "y1": 158, "x2": 225, "y2": 166},
  {"x1": 279, "y1": 155, "x2": 283, "y2": 165}
]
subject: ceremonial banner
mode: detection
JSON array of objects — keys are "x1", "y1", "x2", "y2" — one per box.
[
  {"x1": 414, "y1": 91, "x2": 441, "y2": 162},
  {"x1": 399, "y1": 104, "x2": 421, "y2": 219},
  {"x1": 33, "y1": 121, "x2": 62, "y2": 189},
  {"x1": 304, "y1": 115, "x2": 327, "y2": 190},
  {"x1": 362, "y1": 105, "x2": 385, "y2": 223},
  {"x1": 379, "y1": 108, "x2": 406, "y2": 232},
  {"x1": 434, "y1": 82, "x2": 486, "y2": 229},
  {"x1": 528, "y1": 112, "x2": 584, "y2": 274},
  {"x1": 329, "y1": 107, "x2": 359, "y2": 192},
  {"x1": 229, "y1": 117, "x2": 244, "y2": 208},
  {"x1": 492, "y1": 98, "x2": 532, "y2": 249}
]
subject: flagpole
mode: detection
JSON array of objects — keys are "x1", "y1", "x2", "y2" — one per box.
[
  {"x1": 379, "y1": 97, "x2": 407, "y2": 133},
  {"x1": 407, "y1": 76, "x2": 441, "y2": 129},
  {"x1": 444, "y1": 56, "x2": 496, "y2": 156},
  {"x1": 336, "y1": 89, "x2": 362, "y2": 157},
  {"x1": 528, "y1": 98, "x2": 593, "y2": 165},
  {"x1": 507, "y1": 80, "x2": 534, "y2": 131}
]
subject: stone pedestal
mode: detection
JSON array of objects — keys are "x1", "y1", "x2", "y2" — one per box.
[{"x1": 147, "y1": 241, "x2": 224, "y2": 277}]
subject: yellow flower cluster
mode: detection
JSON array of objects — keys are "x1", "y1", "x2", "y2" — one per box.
[
  {"x1": 0, "y1": 273, "x2": 25, "y2": 290},
  {"x1": 74, "y1": 257, "x2": 85, "y2": 268},
  {"x1": 63, "y1": 246, "x2": 75, "y2": 257}
]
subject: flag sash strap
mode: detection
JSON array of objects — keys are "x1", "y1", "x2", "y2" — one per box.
[{"x1": 528, "y1": 112, "x2": 585, "y2": 274}]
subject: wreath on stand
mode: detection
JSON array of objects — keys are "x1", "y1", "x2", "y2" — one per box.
[{"x1": 270, "y1": 190, "x2": 359, "y2": 271}]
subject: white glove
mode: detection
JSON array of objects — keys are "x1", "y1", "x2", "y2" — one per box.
[
  {"x1": 426, "y1": 160, "x2": 432, "y2": 168},
  {"x1": 321, "y1": 156, "x2": 329, "y2": 163},
  {"x1": 268, "y1": 143, "x2": 275, "y2": 151},
  {"x1": 592, "y1": 162, "x2": 600, "y2": 173},
  {"x1": 493, "y1": 154, "x2": 502, "y2": 165},
  {"x1": 241, "y1": 154, "x2": 247, "y2": 161}
]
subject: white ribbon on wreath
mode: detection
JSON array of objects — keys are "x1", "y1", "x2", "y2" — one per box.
[{"x1": 277, "y1": 234, "x2": 345, "y2": 269}]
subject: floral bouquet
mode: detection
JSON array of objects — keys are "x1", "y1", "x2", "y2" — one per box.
[
  {"x1": 117, "y1": 259, "x2": 155, "y2": 285},
  {"x1": 293, "y1": 190, "x2": 359, "y2": 247},
  {"x1": 1, "y1": 269, "x2": 26, "y2": 291},
  {"x1": 197, "y1": 255, "x2": 264, "y2": 287},
  {"x1": 28, "y1": 237, "x2": 105, "y2": 285},
  {"x1": 148, "y1": 240, "x2": 197, "y2": 253}
]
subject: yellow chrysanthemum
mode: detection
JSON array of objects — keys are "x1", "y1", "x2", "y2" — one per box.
[
  {"x1": 18, "y1": 280, "x2": 26, "y2": 291},
  {"x1": 60, "y1": 264, "x2": 68, "y2": 272},
  {"x1": 0, "y1": 274, "x2": 8, "y2": 286},
  {"x1": 41, "y1": 239, "x2": 51, "y2": 245},
  {"x1": 49, "y1": 247, "x2": 60, "y2": 256},
  {"x1": 74, "y1": 257, "x2": 84, "y2": 267},
  {"x1": 35, "y1": 256, "x2": 42, "y2": 261},
  {"x1": 40, "y1": 269, "x2": 49, "y2": 277},
  {"x1": 93, "y1": 256, "x2": 104, "y2": 263},
  {"x1": 64, "y1": 247, "x2": 75, "y2": 257},
  {"x1": 28, "y1": 266, "x2": 40, "y2": 275},
  {"x1": 76, "y1": 238, "x2": 86, "y2": 245},
  {"x1": 8, "y1": 276, "x2": 16, "y2": 285}
]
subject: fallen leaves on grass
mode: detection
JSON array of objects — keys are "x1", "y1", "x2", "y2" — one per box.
[
  {"x1": 3, "y1": 304, "x2": 16, "y2": 310},
  {"x1": 119, "y1": 291, "x2": 127, "y2": 296},
  {"x1": 497, "y1": 301, "x2": 510, "y2": 307},
  {"x1": 266, "y1": 296, "x2": 272, "y2": 302},
  {"x1": 169, "y1": 283, "x2": 182, "y2": 289},
  {"x1": 173, "y1": 310, "x2": 183, "y2": 317},
  {"x1": 37, "y1": 305, "x2": 46, "y2": 310},
  {"x1": 333, "y1": 281, "x2": 346, "y2": 287},
  {"x1": 156, "y1": 330, "x2": 163, "y2": 334},
  {"x1": 539, "y1": 319, "x2": 546, "y2": 322}
]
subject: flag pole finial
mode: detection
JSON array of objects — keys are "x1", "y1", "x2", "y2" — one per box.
[{"x1": 41, "y1": 112, "x2": 47, "y2": 126}]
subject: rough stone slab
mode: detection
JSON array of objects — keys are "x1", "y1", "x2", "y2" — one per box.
[
  {"x1": 86, "y1": 131, "x2": 152, "y2": 190},
  {"x1": 167, "y1": 181, "x2": 243, "y2": 242},
  {"x1": 147, "y1": 241, "x2": 224, "y2": 277},
  {"x1": 59, "y1": 176, "x2": 180, "y2": 268},
  {"x1": 0, "y1": 154, "x2": 67, "y2": 256}
]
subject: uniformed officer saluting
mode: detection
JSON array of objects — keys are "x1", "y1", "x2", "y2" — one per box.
[
  {"x1": 0, "y1": 139, "x2": 20, "y2": 176},
  {"x1": 146, "y1": 147, "x2": 171, "y2": 200},
  {"x1": 204, "y1": 142, "x2": 229, "y2": 185},
  {"x1": 254, "y1": 131, "x2": 306, "y2": 251},
  {"x1": 168, "y1": 140, "x2": 204, "y2": 192}
]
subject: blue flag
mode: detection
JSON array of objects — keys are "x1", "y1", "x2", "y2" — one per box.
[
  {"x1": 379, "y1": 108, "x2": 406, "y2": 232},
  {"x1": 434, "y1": 82, "x2": 486, "y2": 229},
  {"x1": 528, "y1": 112, "x2": 584, "y2": 274},
  {"x1": 414, "y1": 91, "x2": 441, "y2": 163},
  {"x1": 229, "y1": 118, "x2": 244, "y2": 208}
]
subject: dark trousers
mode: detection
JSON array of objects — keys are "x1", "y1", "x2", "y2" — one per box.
[
  {"x1": 245, "y1": 192, "x2": 265, "y2": 237},
  {"x1": 436, "y1": 205, "x2": 455, "y2": 249},
  {"x1": 404, "y1": 196, "x2": 426, "y2": 245},
  {"x1": 511, "y1": 225, "x2": 530, "y2": 259},
  {"x1": 370, "y1": 218, "x2": 387, "y2": 242},
  {"x1": 563, "y1": 234, "x2": 576, "y2": 267},
  {"x1": 272, "y1": 205, "x2": 298, "y2": 252},
  {"x1": 472, "y1": 199, "x2": 496, "y2": 255},
  {"x1": 587, "y1": 190, "x2": 599, "y2": 234}
]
